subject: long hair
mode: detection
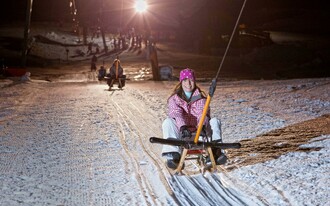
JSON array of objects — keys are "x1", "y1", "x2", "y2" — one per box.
[{"x1": 167, "y1": 82, "x2": 206, "y2": 102}]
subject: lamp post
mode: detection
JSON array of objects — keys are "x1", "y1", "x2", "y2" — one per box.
[
  {"x1": 99, "y1": 0, "x2": 108, "y2": 53},
  {"x1": 134, "y1": 0, "x2": 160, "y2": 80},
  {"x1": 22, "y1": 0, "x2": 33, "y2": 68}
]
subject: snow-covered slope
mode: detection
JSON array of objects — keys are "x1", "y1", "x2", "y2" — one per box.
[{"x1": 0, "y1": 77, "x2": 329, "y2": 205}]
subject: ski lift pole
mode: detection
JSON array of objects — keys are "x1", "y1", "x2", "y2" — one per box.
[
  {"x1": 194, "y1": 0, "x2": 247, "y2": 144},
  {"x1": 194, "y1": 79, "x2": 217, "y2": 143}
]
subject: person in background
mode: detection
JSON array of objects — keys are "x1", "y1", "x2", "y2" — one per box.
[
  {"x1": 91, "y1": 54, "x2": 97, "y2": 72},
  {"x1": 161, "y1": 68, "x2": 227, "y2": 169},
  {"x1": 87, "y1": 42, "x2": 93, "y2": 54},
  {"x1": 98, "y1": 65, "x2": 106, "y2": 81},
  {"x1": 106, "y1": 58, "x2": 125, "y2": 89}
]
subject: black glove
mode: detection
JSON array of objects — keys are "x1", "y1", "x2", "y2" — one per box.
[
  {"x1": 201, "y1": 125, "x2": 207, "y2": 137},
  {"x1": 180, "y1": 126, "x2": 191, "y2": 139}
]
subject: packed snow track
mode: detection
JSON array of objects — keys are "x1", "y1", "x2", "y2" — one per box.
[{"x1": 1, "y1": 78, "x2": 329, "y2": 205}]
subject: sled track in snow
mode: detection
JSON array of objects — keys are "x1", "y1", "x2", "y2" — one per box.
[
  {"x1": 2, "y1": 78, "x2": 329, "y2": 205},
  {"x1": 109, "y1": 90, "x2": 179, "y2": 205},
  {"x1": 110, "y1": 86, "x2": 268, "y2": 206}
]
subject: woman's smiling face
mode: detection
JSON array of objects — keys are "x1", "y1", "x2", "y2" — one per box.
[{"x1": 182, "y1": 78, "x2": 195, "y2": 92}]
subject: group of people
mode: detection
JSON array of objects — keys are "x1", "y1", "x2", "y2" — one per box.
[
  {"x1": 95, "y1": 60, "x2": 227, "y2": 169},
  {"x1": 97, "y1": 58, "x2": 126, "y2": 90}
]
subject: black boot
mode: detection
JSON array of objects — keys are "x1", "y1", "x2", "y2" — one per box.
[
  {"x1": 166, "y1": 159, "x2": 179, "y2": 169},
  {"x1": 162, "y1": 152, "x2": 182, "y2": 169},
  {"x1": 167, "y1": 159, "x2": 185, "y2": 170},
  {"x1": 212, "y1": 148, "x2": 228, "y2": 165}
]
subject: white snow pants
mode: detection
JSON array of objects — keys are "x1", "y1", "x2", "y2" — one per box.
[{"x1": 161, "y1": 117, "x2": 222, "y2": 155}]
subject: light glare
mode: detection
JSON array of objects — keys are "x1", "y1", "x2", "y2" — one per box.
[{"x1": 135, "y1": 0, "x2": 147, "y2": 13}]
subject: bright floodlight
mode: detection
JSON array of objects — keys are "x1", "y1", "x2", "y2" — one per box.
[{"x1": 134, "y1": 0, "x2": 148, "y2": 13}]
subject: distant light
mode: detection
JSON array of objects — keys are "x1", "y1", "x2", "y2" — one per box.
[{"x1": 134, "y1": 0, "x2": 148, "y2": 13}]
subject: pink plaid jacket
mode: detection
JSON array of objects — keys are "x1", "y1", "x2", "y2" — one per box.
[{"x1": 168, "y1": 89, "x2": 210, "y2": 130}]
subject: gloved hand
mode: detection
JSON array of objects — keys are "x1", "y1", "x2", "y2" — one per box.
[
  {"x1": 201, "y1": 125, "x2": 207, "y2": 137},
  {"x1": 180, "y1": 125, "x2": 191, "y2": 139}
]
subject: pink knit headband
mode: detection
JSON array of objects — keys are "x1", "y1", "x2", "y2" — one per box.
[{"x1": 179, "y1": 68, "x2": 195, "y2": 82}]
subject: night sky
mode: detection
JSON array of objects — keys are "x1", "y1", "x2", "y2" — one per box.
[{"x1": 1, "y1": 0, "x2": 329, "y2": 34}]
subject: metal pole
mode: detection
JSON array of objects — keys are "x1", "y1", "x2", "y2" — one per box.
[
  {"x1": 22, "y1": 0, "x2": 33, "y2": 68},
  {"x1": 100, "y1": 0, "x2": 108, "y2": 53},
  {"x1": 194, "y1": 0, "x2": 247, "y2": 143}
]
